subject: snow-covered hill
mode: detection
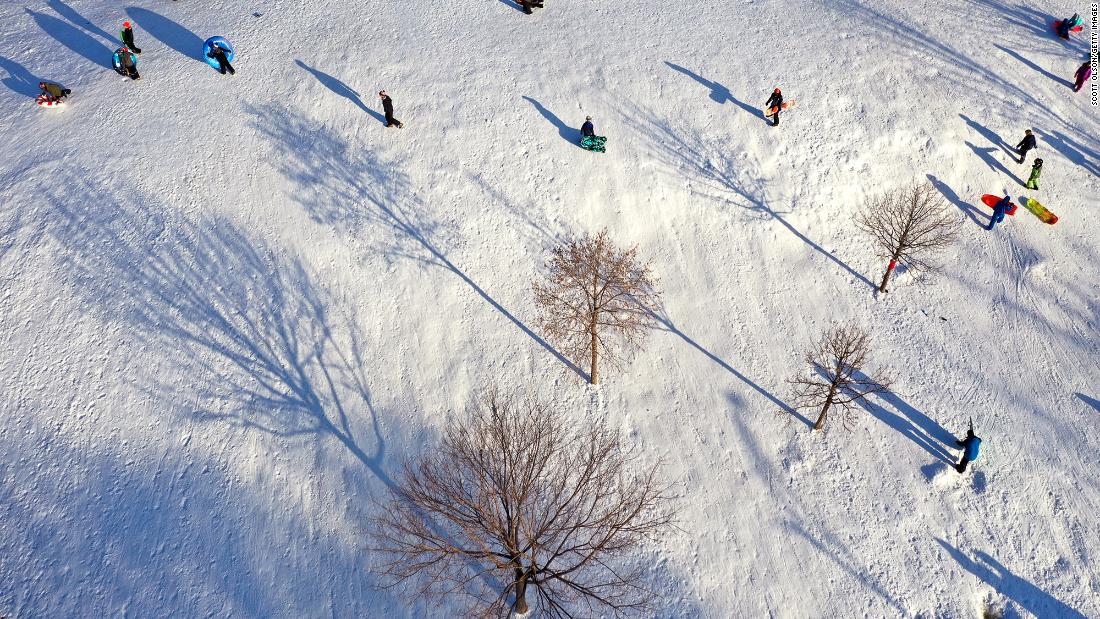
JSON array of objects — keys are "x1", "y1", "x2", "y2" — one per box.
[{"x1": 1, "y1": 0, "x2": 1098, "y2": 616}]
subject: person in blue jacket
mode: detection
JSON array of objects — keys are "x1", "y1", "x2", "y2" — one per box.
[
  {"x1": 987, "y1": 195, "x2": 1010, "y2": 231},
  {"x1": 1057, "y1": 13, "x2": 1081, "y2": 39},
  {"x1": 955, "y1": 424, "x2": 982, "y2": 473},
  {"x1": 581, "y1": 116, "x2": 595, "y2": 138}
]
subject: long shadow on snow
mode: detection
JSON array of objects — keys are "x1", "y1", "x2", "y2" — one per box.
[
  {"x1": 966, "y1": 141, "x2": 1026, "y2": 187},
  {"x1": 960, "y1": 114, "x2": 1017, "y2": 159},
  {"x1": 850, "y1": 372, "x2": 958, "y2": 465},
  {"x1": 650, "y1": 305, "x2": 809, "y2": 427},
  {"x1": 247, "y1": 103, "x2": 589, "y2": 382},
  {"x1": 48, "y1": 180, "x2": 393, "y2": 491},
  {"x1": 993, "y1": 44, "x2": 1075, "y2": 89},
  {"x1": 46, "y1": 0, "x2": 118, "y2": 44},
  {"x1": 0, "y1": 55, "x2": 44, "y2": 97},
  {"x1": 1076, "y1": 393, "x2": 1100, "y2": 415},
  {"x1": 621, "y1": 102, "x2": 875, "y2": 291},
  {"x1": 295, "y1": 60, "x2": 386, "y2": 124},
  {"x1": 664, "y1": 62, "x2": 764, "y2": 121},
  {"x1": 26, "y1": 8, "x2": 113, "y2": 70},
  {"x1": 1035, "y1": 128, "x2": 1100, "y2": 177},
  {"x1": 522, "y1": 96, "x2": 582, "y2": 146},
  {"x1": 935, "y1": 539, "x2": 1089, "y2": 619},
  {"x1": 926, "y1": 174, "x2": 985, "y2": 228},
  {"x1": 125, "y1": 7, "x2": 205, "y2": 62}
]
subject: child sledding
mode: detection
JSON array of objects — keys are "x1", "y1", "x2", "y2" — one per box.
[{"x1": 580, "y1": 116, "x2": 606, "y2": 153}]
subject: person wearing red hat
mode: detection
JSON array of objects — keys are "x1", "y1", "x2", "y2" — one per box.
[
  {"x1": 121, "y1": 21, "x2": 141, "y2": 54},
  {"x1": 765, "y1": 87, "x2": 783, "y2": 127}
]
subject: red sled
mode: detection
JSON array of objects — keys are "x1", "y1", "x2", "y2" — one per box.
[
  {"x1": 1053, "y1": 20, "x2": 1084, "y2": 35},
  {"x1": 981, "y1": 194, "x2": 1018, "y2": 216}
]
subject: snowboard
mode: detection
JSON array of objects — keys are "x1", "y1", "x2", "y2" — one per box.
[
  {"x1": 1053, "y1": 20, "x2": 1084, "y2": 35},
  {"x1": 981, "y1": 194, "x2": 1018, "y2": 216},
  {"x1": 765, "y1": 100, "x2": 794, "y2": 116},
  {"x1": 35, "y1": 94, "x2": 64, "y2": 108},
  {"x1": 580, "y1": 135, "x2": 607, "y2": 153},
  {"x1": 1023, "y1": 198, "x2": 1058, "y2": 225}
]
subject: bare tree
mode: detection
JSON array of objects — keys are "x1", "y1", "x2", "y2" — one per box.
[
  {"x1": 533, "y1": 229, "x2": 661, "y2": 385},
  {"x1": 789, "y1": 323, "x2": 892, "y2": 431},
  {"x1": 370, "y1": 390, "x2": 677, "y2": 617},
  {"x1": 857, "y1": 183, "x2": 960, "y2": 293}
]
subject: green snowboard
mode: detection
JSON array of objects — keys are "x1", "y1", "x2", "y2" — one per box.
[{"x1": 580, "y1": 135, "x2": 607, "y2": 153}]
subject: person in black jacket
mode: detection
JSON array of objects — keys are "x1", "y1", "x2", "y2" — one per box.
[
  {"x1": 518, "y1": 0, "x2": 544, "y2": 14},
  {"x1": 121, "y1": 21, "x2": 141, "y2": 54},
  {"x1": 379, "y1": 90, "x2": 403, "y2": 128},
  {"x1": 1016, "y1": 129, "x2": 1036, "y2": 164},
  {"x1": 207, "y1": 43, "x2": 235, "y2": 75},
  {"x1": 581, "y1": 116, "x2": 594, "y2": 137},
  {"x1": 765, "y1": 88, "x2": 783, "y2": 126}
]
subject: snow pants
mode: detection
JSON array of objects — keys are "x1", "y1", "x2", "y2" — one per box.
[
  {"x1": 955, "y1": 455, "x2": 971, "y2": 473},
  {"x1": 987, "y1": 210, "x2": 1005, "y2": 230}
]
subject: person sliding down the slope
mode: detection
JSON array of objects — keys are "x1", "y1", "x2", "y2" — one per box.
[
  {"x1": 1025, "y1": 158, "x2": 1043, "y2": 190},
  {"x1": 121, "y1": 21, "x2": 141, "y2": 54},
  {"x1": 1074, "y1": 61, "x2": 1092, "y2": 93},
  {"x1": 207, "y1": 42, "x2": 235, "y2": 75},
  {"x1": 955, "y1": 423, "x2": 982, "y2": 473},
  {"x1": 519, "y1": 0, "x2": 544, "y2": 15},
  {"x1": 379, "y1": 91, "x2": 404, "y2": 128},
  {"x1": 986, "y1": 195, "x2": 1011, "y2": 231},
  {"x1": 579, "y1": 116, "x2": 606, "y2": 153},
  {"x1": 38, "y1": 81, "x2": 71, "y2": 103},
  {"x1": 765, "y1": 88, "x2": 783, "y2": 126},
  {"x1": 1015, "y1": 129, "x2": 1036, "y2": 164},
  {"x1": 1057, "y1": 13, "x2": 1081, "y2": 39}
]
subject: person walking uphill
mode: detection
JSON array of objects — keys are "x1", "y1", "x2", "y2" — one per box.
[
  {"x1": 765, "y1": 88, "x2": 783, "y2": 126},
  {"x1": 207, "y1": 42, "x2": 235, "y2": 75},
  {"x1": 1074, "y1": 61, "x2": 1092, "y2": 93},
  {"x1": 987, "y1": 195, "x2": 1011, "y2": 231},
  {"x1": 955, "y1": 422, "x2": 982, "y2": 473},
  {"x1": 121, "y1": 21, "x2": 141, "y2": 54},
  {"x1": 1015, "y1": 129, "x2": 1036, "y2": 164},
  {"x1": 379, "y1": 91, "x2": 403, "y2": 128},
  {"x1": 1026, "y1": 158, "x2": 1043, "y2": 190}
]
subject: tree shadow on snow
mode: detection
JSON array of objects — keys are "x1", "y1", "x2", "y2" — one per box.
[
  {"x1": 621, "y1": 101, "x2": 875, "y2": 291},
  {"x1": 47, "y1": 179, "x2": 394, "y2": 493},
  {"x1": 294, "y1": 60, "x2": 386, "y2": 124},
  {"x1": 935, "y1": 539, "x2": 1089, "y2": 619},
  {"x1": 649, "y1": 304, "x2": 810, "y2": 427},
  {"x1": 663, "y1": 62, "x2": 764, "y2": 121},
  {"x1": 26, "y1": 8, "x2": 113, "y2": 70},
  {"x1": 246, "y1": 103, "x2": 590, "y2": 382},
  {"x1": 46, "y1": 0, "x2": 118, "y2": 44},
  {"x1": 0, "y1": 55, "x2": 44, "y2": 97},
  {"x1": 522, "y1": 96, "x2": 583, "y2": 147},
  {"x1": 926, "y1": 174, "x2": 986, "y2": 228},
  {"x1": 125, "y1": 7, "x2": 205, "y2": 62}
]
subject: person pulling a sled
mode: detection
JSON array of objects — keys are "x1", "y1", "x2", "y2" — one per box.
[
  {"x1": 1074, "y1": 61, "x2": 1092, "y2": 93},
  {"x1": 38, "y1": 81, "x2": 71, "y2": 103},
  {"x1": 765, "y1": 88, "x2": 783, "y2": 126},
  {"x1": 114, "y1": 46, "x2": 140, "y2": 80},
  {"x1": 121, "y1": 21, "x2": 141, "y2": 54},
  {"x1": 579, "y1": 116, "x2": 606, "y2": 152},
  {"x1": 1026, "y1": 158, "x2": 1043, "y2": 190},
  {"x1": 1015, "y1": 129, "x2": 1036, "y2": 164},
  {"x1": 955, "y1": 421, "x2": 982, "y2": 473},
  {"x1": 379, "y1": 91, "x2": 403, "y2": 128},
  {"x1": 987, "y1": 195, "x2": 1011, "y2": 231},
  {"x1": 207, "y1": 42, "x2": 235, "y2": 75},
  {"x1": 1057, "y1": 13, "x2": 1082, "y2": 39}
]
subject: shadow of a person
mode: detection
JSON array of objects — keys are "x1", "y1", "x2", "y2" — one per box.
[
  {"x1": 125, "y1": 7, "x2": 204, "y2": 62},
  {"x1": 664, "y1": 61, "x2": 764, "y2": 120},
  {"x1": 26, "y1": 8, "x2": 113, "y2": 70},
  {"x1": 522, "y1": 96, "x2": 582, "y2": 146},
  {"x1": 0, "y1": 55, "x2": 43, "y2": 97},
  {"x1": 927, "y1": 174, "x2": 985, "y2": 227},
  {"x1": 294, "y1": 60, "x2": 386, "y2": 124},
  {"x1": 47, "y1": 0, "x2": 117, "y2": 44}
]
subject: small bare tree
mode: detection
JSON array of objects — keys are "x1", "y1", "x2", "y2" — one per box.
[
  {"x1": 371, "y1": 390, "x2": 677, "y2": 617},
  {"x1": 790, "y1": 323, "x2": 892, "y2": 431},
  {"x1": 857, "y1": 183, "x2": 960, "y2": 293},
  {"x1": 533, "y1": 229, "x2": 661, "y2": 385}
]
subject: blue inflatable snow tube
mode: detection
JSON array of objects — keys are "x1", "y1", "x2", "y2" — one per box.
[{"x1": 203, "y1": 37, "x2": 235, "y2": 70}]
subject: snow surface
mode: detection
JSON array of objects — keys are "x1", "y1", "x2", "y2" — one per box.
[{"x1": 1, "y1": 0, "x2": 1099, "y2": 617}]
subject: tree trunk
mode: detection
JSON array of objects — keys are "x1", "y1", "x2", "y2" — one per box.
[
  {"x1": 878, "y1": 258, "x2": 898, "y2": 293},
  {"x1": 589, "y1": 322, "x2": 598, "y2": 385},
  {"x1": 513, "y1": 567, "x2": 529, "y2": 615},
  {"x1": 813, "y1": 391, "x2": 835, "y2": 431}
]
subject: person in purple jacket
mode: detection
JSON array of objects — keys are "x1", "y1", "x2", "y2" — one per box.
[{"x1": 1074, "y1": 61, "x2": 1092, "y2": 93}]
